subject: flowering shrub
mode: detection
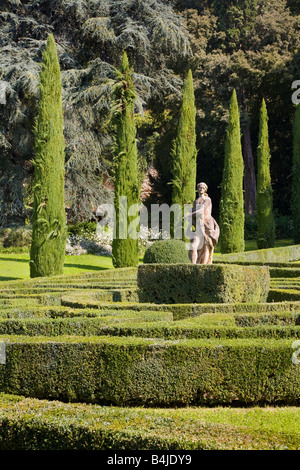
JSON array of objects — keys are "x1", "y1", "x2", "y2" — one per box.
[{"x1": 65, "y1": 224, "x2": 170, "y2": 256}]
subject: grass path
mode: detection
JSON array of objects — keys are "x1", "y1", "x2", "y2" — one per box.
[{"x1": 0, "y1": 253, "x2": 114, "y2": 281}]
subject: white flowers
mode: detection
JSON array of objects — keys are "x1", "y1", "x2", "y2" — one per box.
[{"x1": 65, "y1": 225, "x2": 170, "y2": 256}]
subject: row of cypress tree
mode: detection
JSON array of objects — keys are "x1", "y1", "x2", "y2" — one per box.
[
  {"x1": 30, "y1": 34, "x2": 299, "y2": 276},
  {"x1": 112, "y1": 56, "x2": 277, "y2": 266},
  {"x1": 112, "y1": 62, "x2": 198, "y2": 267},
  {"x1": 219, "y1": 91, "x2": 276, "y2": 253}
]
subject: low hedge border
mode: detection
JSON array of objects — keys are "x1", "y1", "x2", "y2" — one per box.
[
  {"x1": 60, "y1": 297, "x2": 300, "y2": 321},
  {"x1": 0, "y1": 313, "x2": 174, "y2": 336},
  {"x1": 60, "y1": 289, "x2": 139, "y2": 306},
  {"x1": 0, "y1": 267, "x2": 138, "y2": 290},
  {"x1": 215, "y1": 244, "x2": 300, "y2": 264},
  {"x1": 0, "y1": 394, "x2": 300, "y2": 450},
  {"x1": 270, "y1": 268, "x2": 300, "y2": 278},
  {"x1": 268, "y1": 289, "x2": 300, "y2": 302},
  {"x1": 0, "y1": 282, "x2": 136, "y2": 295},
  {"x1": 0, "y1": 394, "x2": 299, "y2": 450},
  {"x1": 234, "y1": 312, "x2": 300, "y2": 327},
  {"x1": 271, "y1": 281, "x2": 300, "y2": 289},
  {"x1": 0, "y1": 313, "x2": 298, "y2": 339},
  {"x1": 0, "y1": 335, "x2": 299, "y2": 406},
  {"x1": 0, "y1": 293, "x2": 62, "y2": 306},
  {"x1": 62, "y1": 324, "x2": 300, "y2": 340}
]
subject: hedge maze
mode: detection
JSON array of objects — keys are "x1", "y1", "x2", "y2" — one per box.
[{"x1": 0, "y1": 251, "x2": 300, "y2": 449}]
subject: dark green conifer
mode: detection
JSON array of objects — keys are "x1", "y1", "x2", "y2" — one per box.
[
  {"x1": 256, "y1": 99, "x2": 275, "y2": 249},
  {"x1": 219, "y1": 89, "x2": 245, "y2": 253},
  {"x1": 112, "y1": 52, "x2": 140, "y2": 268},
  {"x1": 292, "y1": 103, "x2": 300, "y2": 244},
  {"x1": 171, "y1": 69, "x2": 197, "y2": 238},
  {"x1": 30, "y1": 34, "x2": 66, "y2": 278}
]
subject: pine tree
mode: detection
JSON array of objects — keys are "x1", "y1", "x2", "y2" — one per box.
[
  {"x1": 171, "y1": 69, "x2": 197, "y2": 238},
  {"x1": 219, "y1": 89, "x2": 245, "y2": 253},
  {"x1": 30, "y1": 34, "x2": 66, "y2": 278},
  {"x1": 112, "y1": 52, "x2": 140, "y2": 268},
  {"x1": 292, "y1": 103, "x2": 300, "y2": 244},
  {"x1": 256, "y1": 99, "x2": 275, "y2": 249}
]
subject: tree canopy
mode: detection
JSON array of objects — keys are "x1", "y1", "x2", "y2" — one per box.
[{"x1": 0, "y1": 0, "x2": 300, "y2": 226}]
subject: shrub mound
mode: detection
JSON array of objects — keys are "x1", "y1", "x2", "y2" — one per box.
[
  {"x1": 138, "y1": 263, "x2": 270, "y2": 304},
  {"x1": 143, "y1": 239, "x2": 190, "y2": 264}
]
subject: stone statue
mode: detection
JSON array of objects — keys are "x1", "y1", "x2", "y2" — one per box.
[{"x1": 186, "y1": 182, "x2": 220, "y2": 265}]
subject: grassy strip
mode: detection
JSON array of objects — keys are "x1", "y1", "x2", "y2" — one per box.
[
  {"x1": 0, "y1": 253, "x2": 115, "y2": 281},
  {"x1": 0, "y1": 394, "x2": 299, "y2": 450},
  {"x1": 215, "y1": 244, "x2": 300, "y2": 264},
  {"x1": 0, "y1": 335, "x2": 299, "y2": 406}
]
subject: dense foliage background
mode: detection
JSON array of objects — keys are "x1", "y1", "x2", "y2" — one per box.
[{"x1": 1, "y1": 0, "x2": 300, "y2": 226}]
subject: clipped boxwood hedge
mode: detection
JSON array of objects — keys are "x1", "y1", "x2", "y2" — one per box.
[
  {"x1": 138, "y1": 264, "x2": 270, "y2": 304},
  {"x1": 59, "y1": 297, "x2": 300, "y2": 321},
  {"x1": 268, "y1": 289, "x2": 300, "y2": 302},
  {"x1": 0, "y1": 317, "x2": 299, "y2": 340},
  {"x1": 143, "y1": 239, "x2": 190, "y2": 264},
  {"x1": 0, "y1": 394, "x2": 300, "y2": 450},
  {"x1": 0, "y1": 335, "x2": 299, "y2": 406}
]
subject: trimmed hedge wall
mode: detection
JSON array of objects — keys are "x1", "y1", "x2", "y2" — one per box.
[
  {"x1": 270, "y1": 267, "x2": 300, "y2": 278},
  {"x1": 268, "y1": 289, "x2": 300, "y2": 302},
  {"x1": 138, "y1": 264, "x2": 270, "y2": 304},
  {"x1": 60, "y1": 297, "x2": 300, "y2": 321},
  {"x1": 0, "y1": 317, "x2": 298, "y2": 340},
  {"x1": 0, "y1": 335, "x2": 299, "y2": 406}
]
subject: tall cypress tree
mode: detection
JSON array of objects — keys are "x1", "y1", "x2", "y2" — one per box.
[
  {"x1": 171, "y1": 69, "x2": 197, "y2": 237},
  {"x1": 30, "y1": 34, "x2": 66, "y2": 278},
  {"x1": 219, "y1": 89, "x2": 245, "y2": 253},
  {"x1": 112, "y1": 52, "x2": 140, "y2": 268},
  {"x1": 256, "y1": 99, "x2": 275, "y2": 249},
  {"x1": 292, "y1": 103, "x2": 300, "y2": 244}
]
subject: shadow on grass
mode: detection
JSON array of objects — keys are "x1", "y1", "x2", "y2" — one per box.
[
  {"x1": 0, "y1": 257, "x2": 29, "y2": 263},
  {"x1": 64, "y1": 263, "x2": 110, "y2": 271},
  {"x1": 0, "y1": 277, "x2": 23, "y2": 281}
]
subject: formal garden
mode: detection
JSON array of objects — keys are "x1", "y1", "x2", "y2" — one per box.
[{"x1": 1, "y1": 0, "x2": 300, "y2": 452}]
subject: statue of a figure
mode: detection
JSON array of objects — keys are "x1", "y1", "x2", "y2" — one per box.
[{"x1": 187, "y1": 182, "x2": 220, "y2": 265}]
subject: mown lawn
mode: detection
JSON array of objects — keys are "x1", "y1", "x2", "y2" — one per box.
[
  {"x1": 0, "y1": 253, "x2": 113, "y2": 281},
  {"x1": 0, "y1": 239, "x2": 295, "y2": 281}
]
